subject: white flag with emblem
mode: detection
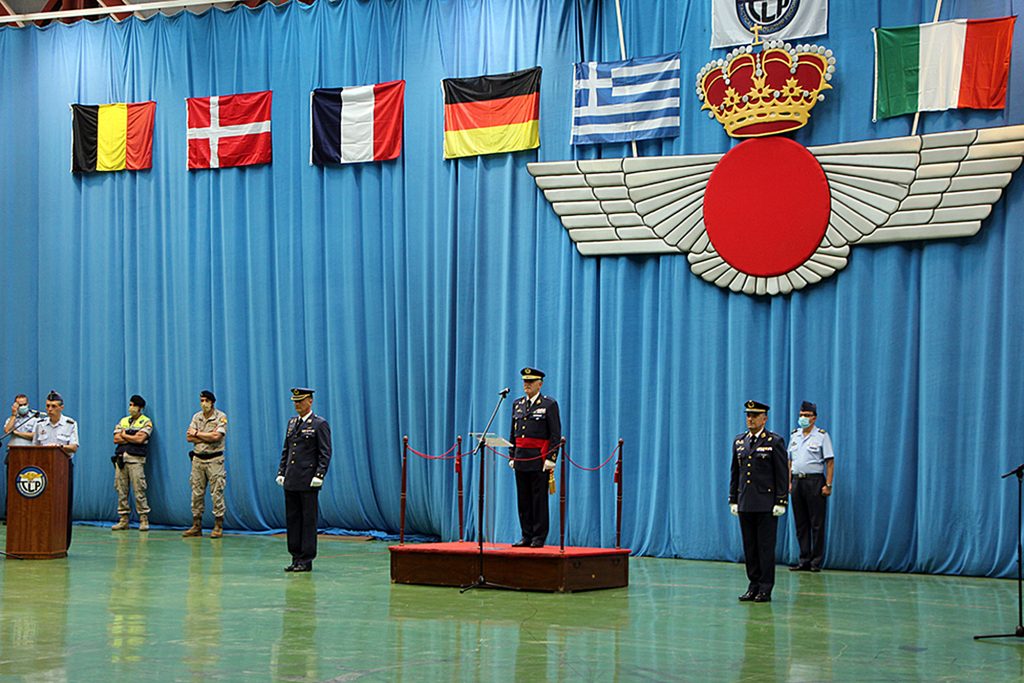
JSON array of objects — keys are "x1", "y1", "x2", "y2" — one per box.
[{"x1": 711, "y1": 0, "x2": 828, "y2": 49}]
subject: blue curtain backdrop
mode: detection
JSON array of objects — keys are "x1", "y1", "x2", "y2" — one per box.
[{"x1": 0, "y1": 0, "x2": 1022, "y2": 577}]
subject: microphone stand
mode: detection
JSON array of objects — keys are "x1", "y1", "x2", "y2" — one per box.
[
  {"x1": 975, "y1": 464, "x2": 1024, "y2": 640},
  {"x1": 460, "y1": 388, "x2": 511, "y2": 593}
]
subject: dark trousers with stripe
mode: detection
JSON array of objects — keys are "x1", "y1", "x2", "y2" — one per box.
[
  {"x1": 791, "y1": 474, "x2": 827, "y2": 568},
  {"x1": 739, "y1": 511, "x2": 778, "y2": 594},
  {"x1": 284, "y1": 489, "x2": 319, "y2": 564},
  {"x1": 514, "y1": 470, "x2": 549, "y2": 543}
]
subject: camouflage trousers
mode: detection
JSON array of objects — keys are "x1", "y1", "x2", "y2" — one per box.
[
  {"x1": 115, "y1": 454, "x2": 150, "y2": 515},
  {"x1": 190, "y1": 456, "x2": 226, "y2": 518}
]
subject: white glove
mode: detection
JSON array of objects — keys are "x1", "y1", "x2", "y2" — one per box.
[
  {"x1": 310, "y1": 476, "x2": 323, "y2": 488},
  {"x1": 542, "y1": 459, "x2": 556, "y2": 472},
  {"x1": 729, "y1": 503, "x2": 738, "y2": 516},
  {"x1": 772, "y1": 505, "x2": 786, "y2": 517},
  {"x1": 276, "y1": 475, "x2": 285, "y2": 486},
  {"x1": 507, "y1": 458, "x2": 515, "y2": 470}
]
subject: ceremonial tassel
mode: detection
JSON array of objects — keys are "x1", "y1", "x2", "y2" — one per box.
[{"x1": 548, "y1": 470, "x2": 556, "y2": 495}]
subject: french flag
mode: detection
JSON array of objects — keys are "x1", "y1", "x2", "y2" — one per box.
[{"x1": 310, "y1": 80, "x2": 405, "y2": 165}]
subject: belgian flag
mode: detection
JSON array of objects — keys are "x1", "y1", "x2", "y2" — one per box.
[
  {"x1": 442, "y1": 67, "x2": 541, "y2": 159},
  {"x1": 71, "y1": 102, "x2": 156, "y2": 173}
]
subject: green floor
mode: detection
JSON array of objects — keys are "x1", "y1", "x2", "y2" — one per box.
[{"x1": 1, "y1": 526, "x2": 1023, "y2": 681}]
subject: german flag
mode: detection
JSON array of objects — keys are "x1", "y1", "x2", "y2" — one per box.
[
  {"x1": 442, "y1": 67, "x2": 541, "y2": 159},
  {"x1": 71, "y1": 102, "x2": 156, "y2": 173}
]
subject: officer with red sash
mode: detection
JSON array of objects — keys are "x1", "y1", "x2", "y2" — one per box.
[{"x1": 508, "y1": 367, "x2": 561, "y2": 548}]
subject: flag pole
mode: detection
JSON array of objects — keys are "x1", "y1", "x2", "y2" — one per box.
[
  {"x1": 911, "y1": 0, "x2": 945, "y2": 135},
  {"x1": 613, "y1": 0, "x2": 638, "y2": 158}
]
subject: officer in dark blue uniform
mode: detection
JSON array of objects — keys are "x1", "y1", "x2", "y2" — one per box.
[
  {"x1": 276, "y1": 387, "x2": 332, "y2": 572},
  {"x1": 729, "y1": 400, "x2": 788, "y2": 602},
  {"x1": 508, "y1": 367, "x2": 561, "y2": 548}
]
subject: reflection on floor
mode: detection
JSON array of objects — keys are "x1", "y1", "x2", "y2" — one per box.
[{"x1": 1, "y1": 526, "x2": 1022, "y2": 681}]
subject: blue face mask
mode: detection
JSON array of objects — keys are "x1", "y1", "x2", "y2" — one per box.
[
  {"x1": 798, "y1": 416, "x2": 811, "y2": 428},
  {"x1": 17, "y1": 405, "x2": 29, "y2": 416}
]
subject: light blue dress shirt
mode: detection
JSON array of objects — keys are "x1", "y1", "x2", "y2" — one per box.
[{"x1": 787, "y1": 426, "x2": 834, "y2": 475}]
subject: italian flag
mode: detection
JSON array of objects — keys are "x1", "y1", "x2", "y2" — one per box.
[{"x1": 873, "y1": 17, "x2": 1016, "y2": 121}]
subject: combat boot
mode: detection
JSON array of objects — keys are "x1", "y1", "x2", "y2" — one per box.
[
  {"x1": 210, "y1": 517, "x2": 224, "y2": 538},
  {"x1": 181, "y1": 517, "x2": 203, "y2": 537},
  {"x1": 138, "y1": 515, "x2": 150, "y2": 532},
  {"x1": 112, "y1": 515, "x2": 130, "y2": 531}
]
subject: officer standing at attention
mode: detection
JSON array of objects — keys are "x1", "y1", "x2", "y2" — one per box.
[
  {"x1": 111, "y1": 395, "x2": 153, "y2": 531},
  {"x1": 276, "y1": 388, "x2": 332, "y2": 572},
  {"x1": 183, "y1": 390, "x2": 229, "y2": 538},
  {"x1": 33, "y1": 390, "x2": 79, "y2": 547},
  {"x1": 729, "y1": 400, "x2": 788, "y2": 603},
  {"x1": 788, "y1": 401, "x2": 835, "y2": 572},
  {"x1": 508, "y1": 367, "x2": 561, "y2": 548}
]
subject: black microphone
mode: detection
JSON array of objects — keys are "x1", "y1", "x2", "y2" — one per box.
[{"x1": 499, "y1": 387, "x2": 510, "y2": 397}]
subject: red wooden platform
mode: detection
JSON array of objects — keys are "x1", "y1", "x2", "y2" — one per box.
[{"x1": 388, "y1": 541, "x2": 630, "y2": 592}]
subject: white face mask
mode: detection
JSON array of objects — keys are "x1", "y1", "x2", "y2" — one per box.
[
  {"x1": 17, "y1": 405, "x2": 29, "y2": 416},
  {"x1": 798, "y1": 416, "x2": 811, "y2": 428}
]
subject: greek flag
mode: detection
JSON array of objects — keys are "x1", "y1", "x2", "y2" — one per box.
[{"x1": 571, "y1": 53, "x2": 680, "y2": 146}]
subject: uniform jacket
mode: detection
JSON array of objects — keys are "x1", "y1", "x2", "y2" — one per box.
[
  {"x1": 729, "y1": 429, "x2": 788, "y2": 512},
  {"x1": 508, "y1": 394, "x2": 561, "y2": 472},
  {"x1": 278, "y1": 414, "x2": 332, "y2": 491}
]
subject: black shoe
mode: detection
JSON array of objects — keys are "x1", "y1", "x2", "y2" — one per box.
[
  {"x1": 738, "y1": 590, "x2": 757, "y2": 602},
  {"x1": 284, "y1": 563, "x2": 298, "y2": 572},
  {"x1": 511, "y1": 538, "x2": 530, "y2": 547},
  {"x1": 529, "y1": 539, "x2": 545, "y2": 548},
  {"x1": 292, "y1": 563, "x2": 313, "y2": 573},
  {"x1": 753, "y1": 593, "x2": 772, "y2": 603},
  {"x1": 809, "y1": 566, "x2": 821, "y2": 573},
  {"x1": 789, "y1": 564, "x2": 810, "y2": 572}
]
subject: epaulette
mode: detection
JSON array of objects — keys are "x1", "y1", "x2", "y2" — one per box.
[
  {"x1": 66, "y1": 418, "x2": 75, "y2": 424},
  {"x1": 791, "y1": 428, "x2": 799, "y2": 434},
  {"x1": 817, "y1": 427, "x2": 827, "y2": 434}
]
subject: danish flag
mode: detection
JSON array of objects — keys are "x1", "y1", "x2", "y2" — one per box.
[{"x1": 186, "y1": 90, "x2": 272, "y2": 170}]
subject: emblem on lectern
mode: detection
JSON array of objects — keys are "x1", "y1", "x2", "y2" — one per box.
[{"x1": 15, "y1": 466, "x2": 47, "y2": 498}]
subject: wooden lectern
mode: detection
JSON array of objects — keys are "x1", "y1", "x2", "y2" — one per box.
[{"x1": 6, "y1": 446, "x2": 70, "y2": 559}]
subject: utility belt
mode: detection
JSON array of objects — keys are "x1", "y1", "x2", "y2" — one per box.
[
  {"x1": 189, "y1": 450, "x2": 224, "y2": 461},
  {"x1": 115, "y1": 443, "x2": 148, "y2": 457},
  {"x1": 792, "y1": 472, "x2": 823, "y2": 479}
]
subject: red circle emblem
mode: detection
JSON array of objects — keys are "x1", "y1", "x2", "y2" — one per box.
[{"x1": 703, "y1": 137, "x2": 831, "y2": 277}]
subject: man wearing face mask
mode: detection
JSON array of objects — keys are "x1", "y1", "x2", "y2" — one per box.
[
  {"x1": 508, "y1": 367, "x2": 561, "y2": 548},
  {"x1": 112, "y1": 395, "x2": 153, "y2": 531},
  {"x1": 183, "y1": 390, "x2": 229, "y2": 538},
  {"x1": 787, "y1": 401, "x2": 835, "y2": 572},
  {"x1": 729, "y1": 400, "x2": 788, "y2": 603},
  {"x1": 3, "y1": 394, "x2": 39, "y2": 520}
]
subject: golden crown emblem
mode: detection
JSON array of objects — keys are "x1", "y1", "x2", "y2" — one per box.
[{"x1": 697, "y1": 40, "x2": 835, "y2": 138}]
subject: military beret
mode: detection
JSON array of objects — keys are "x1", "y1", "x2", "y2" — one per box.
[
  {"x1": 130, "y1": 394, "x2": 146, "y2": 409},
  {"x1": 200, "y1": 390, "x2": 216, "y2": 403},
  {"x1": 291, "y1": 387, "x2": 314, "y2": 401},
  {"x1": 744, "y1": 400, "x2": 769, "y2": 414},
  {"x1": 47, "y1": 390, "x2": 63, "y2": 403},
  {"x1": 520, "y1": 367, "x2": 545, "y2": 381},
  {"x1": 800, "y1": 400, "x2": 817, "y2": 414}
]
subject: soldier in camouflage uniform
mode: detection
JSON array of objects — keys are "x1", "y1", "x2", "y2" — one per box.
[
  {"x1": 112, "y1": 395, "x2": 153, "y2": 531},
  {"x1": 183, "y1": 390, "x2": 228, "y2": 538}
]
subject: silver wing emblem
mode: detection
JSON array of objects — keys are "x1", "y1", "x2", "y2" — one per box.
[{"x1": 528, "y1": 125, "x2": 1024, "y2": 295}]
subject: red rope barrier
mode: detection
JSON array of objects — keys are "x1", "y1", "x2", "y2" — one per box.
[
  {"x1": 563, "y1": 444, "x2": 620, "y2": 471},
  {"x1": 405, "y1": 442, "x2": 459, "y2": 460}
]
